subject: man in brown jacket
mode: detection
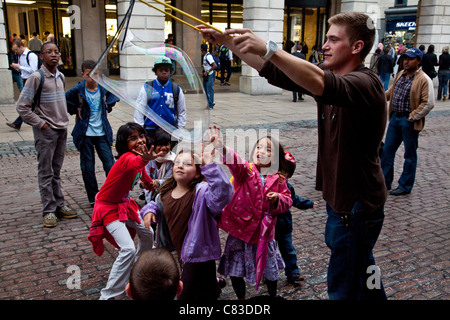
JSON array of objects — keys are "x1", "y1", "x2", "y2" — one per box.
[{"x1": 382, "y1": 48, "x2": 435, "y2": 196}]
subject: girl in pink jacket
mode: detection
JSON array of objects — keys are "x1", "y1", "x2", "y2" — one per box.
[{"x1": 207, "y1": 126, "x2": 292, "y2": 299}]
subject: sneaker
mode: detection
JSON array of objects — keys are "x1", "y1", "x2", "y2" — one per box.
[
  {"x1": 287, "y1": 273, "x2": 305, "y2": 284},
  {"x1": 56, "y1": 205, "x2": 78, "y2": 219},
  {"x1": 225, "y1": 82, "x2": 231, "y2": 86},
  {"x1": 43, "y1": 213, "x2": 57, "y2": 228}
]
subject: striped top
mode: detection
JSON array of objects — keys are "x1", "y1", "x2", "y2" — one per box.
[{"x1": 16, "y1": 65, "x2": 68, "y2": 130}]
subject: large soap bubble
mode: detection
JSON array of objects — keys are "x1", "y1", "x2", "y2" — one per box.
[{"x1": 90, "y1": 13, "x2": 209, "y2": 143}]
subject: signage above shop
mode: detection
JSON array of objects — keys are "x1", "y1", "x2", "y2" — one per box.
[{"x1": 395, "y1": 21, "x2": 416, "y2": 30}]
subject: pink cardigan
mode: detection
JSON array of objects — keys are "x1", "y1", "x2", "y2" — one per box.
[{"x1": 219, "y1": 148, "x2": 292, "y2": 244}]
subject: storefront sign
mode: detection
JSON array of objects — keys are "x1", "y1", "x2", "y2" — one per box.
[{"x1": 395, "y1": 21, "x2": 416, "y2": 30}]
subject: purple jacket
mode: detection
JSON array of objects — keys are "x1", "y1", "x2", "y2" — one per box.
[{"x1": 140, "y1": 163, "x2": 233, "y2": 263}]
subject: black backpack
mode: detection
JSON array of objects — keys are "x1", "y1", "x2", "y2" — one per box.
[
  {"x1": 32, "y1": 69, "x2": 45, "y2": 112},
  {"x1": 26, "y1": 51, "x2": 43, "y2": 70},
  {"x1": 207, "y1": 52, "x2": 220, "y2": 70}
]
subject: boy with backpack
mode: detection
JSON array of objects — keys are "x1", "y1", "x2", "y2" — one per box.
[
  {"x1": 219, "y1": 44, "x2": 233, "y2": 86},
  {"x1": 7, "y1": 38, "x2": 41, "y2": 130},
  {"x1": 134, "y1": 56, "x2": 186, "y2": 139},
  {"x1": 201, "y1": 43, "x2": 218, "y2": 109}
]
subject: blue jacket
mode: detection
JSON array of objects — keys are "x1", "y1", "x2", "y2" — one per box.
[
  {"x1": 275, "y1": 182, "x2": 314, "y2": 235},
  {"x1": 144, "y1": 79, "x2": 178, "y2": 129},
  {"x1": 141, "y1": 163, "x2": 233, "y2": 263},
  {"x1": 66, "y1": 80, "x2": 120, "y2": 150}
]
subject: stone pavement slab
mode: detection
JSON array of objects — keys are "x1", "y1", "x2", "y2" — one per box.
[{"x1": 0, "y1": 77, "x2": 449, "y2": 301}]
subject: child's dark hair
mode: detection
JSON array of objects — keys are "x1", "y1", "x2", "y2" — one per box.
[
  {"x1": 153, "y1": 128, "x2": 172, "y2": 147},
  {"x1": 115, "y1": 122, "x2": 150, "y2": 159},
  {"x1": 81, "y1": 60, "x2": 96, "y2": 73},
  {"x1": 159, "y1": 150, "x2": 205, "y2": 196},
  {"x1": 128, "y1": 248, "x2": 180, "y2": 300}
]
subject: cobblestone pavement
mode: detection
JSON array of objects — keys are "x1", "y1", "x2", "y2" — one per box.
[{"x1": 0, "y1": 77, "x2": 449, "y2": 301}]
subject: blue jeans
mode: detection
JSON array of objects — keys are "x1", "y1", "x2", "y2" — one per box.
[
  {"x1": 275, "y1": 212, "x2": 299, "y2": 277},
  {"x1": 203, "y1": 71, "x2": 215, "y2": 108},
  {"x1": 12, "y1": 73, "x2": 24, "y2": 90},
  {"x1": 437, "y1": 71, "x2": 450, "y2": 100},
  {"x1": 379, "y1": 73, "x2": 391, "y2": 91},
  {"x1": 381, "y1": 114, "x2": 419, "y2": 192},
  {"x1": 79, "y1": 135, "x2": 115, "y2": 202},
  {"x1": 275, "y1": 231, "x2": 299, "y2": 276},
  {"x1": 325, "y1": 200, "x2": 386, "y2": 300}
]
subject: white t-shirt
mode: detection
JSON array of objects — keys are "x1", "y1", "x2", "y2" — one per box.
[{"x1": 203, "y1": 53, "x2": 216, "y2": 75}]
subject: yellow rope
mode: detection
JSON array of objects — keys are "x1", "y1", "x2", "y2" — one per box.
[{"x1": 139, "y1": 0, "x2": 201, "y2": 32}]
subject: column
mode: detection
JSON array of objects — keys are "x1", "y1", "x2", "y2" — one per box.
[
  {"x1": 0, "y1": 1, "x2": 14, "y2": 105},
  {"x1": 335, "y1": 0, "x2": 384, "y2": 65},
  {"x1": 178, "y1": 0, "x2": 202, "y2": 73},
  {"x1": 240, "y1": 0, "x2": 283, "y2": 95},
  {"x1": 117, "y1": 0, "x2": 165, "y2": 82},
  {"x1": 415, "y1": 0, "x2": 450, "y2": 55}
]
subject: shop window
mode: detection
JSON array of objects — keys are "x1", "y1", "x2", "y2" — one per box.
[
  {"x1": 4, "y1": 0, "x2": 76, "y2": 75},
  {"x1": 105, "y1": 0, "x2": 119, "y2": 73},
  {"x1": 201, "y1": 1, "x2": 243, "y2": 69}
]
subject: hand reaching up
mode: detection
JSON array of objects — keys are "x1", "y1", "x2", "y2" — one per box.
[
  {"x1": 206, "y1": 125, "x2": 225, "y2": 152},
  {"x1": 134, "y1": 144, "x2": 165, "y2": 162},
  {"x1": 194, "y1": 142, "x2": 216, "y2": 166}
]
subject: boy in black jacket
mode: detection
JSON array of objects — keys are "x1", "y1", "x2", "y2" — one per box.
[{"x1": 277, "y1": 151, "x2": 317, "y2": 284}]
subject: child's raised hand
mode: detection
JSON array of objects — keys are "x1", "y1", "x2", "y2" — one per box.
[
  {"x1": 194, "y1": 142, "x2": 216, "y2": 166},
  {"x1": 207, "y1": 125, "x2": 224, "y2": 151},
  {"x1": 135, "y1": 144, "x2": 165, "y2": 162}
]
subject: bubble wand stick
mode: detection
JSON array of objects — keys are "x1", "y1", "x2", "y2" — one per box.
[
  {"x1": 142, "y1": 0, "x2": 225, "y2": 34},
  {"x1": 139, "y1": 0, "x2": 201, "y2": 32}
]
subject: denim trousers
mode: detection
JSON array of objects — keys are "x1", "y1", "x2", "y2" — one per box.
[
  {"x1": 379, "y1": 73, "x2": 391, "y2": 91},
  {"x1": 325, "y1": 200, "x2": 386, "y2": 300},
  {"x1": 437, "y1": 71, "x2": 450, "y2": 100},
  {"x1": 33, "y1": 127, "x2": 67, "y2": 215},
  {"x1": 79, "y1": 135, "x2": 115, "y2": 203},
  {"x1": 203, "y1": 71, "x2": 215, "y2": 108},
  {"x1": 275, "y1": 231, "x2": 299, "y2": 276},
  {"x1": 12, "y1": 73, "x2": 24, "y2": 90},
  {"x1": 381, "y1": 114, "x2": 419, "y2": 192},
  {"x1": 100, "y1": 219, "x2": 154, "y2": 300},
  {"x1": 220, "y1": 59, "x2": 232, "y2": 83}
]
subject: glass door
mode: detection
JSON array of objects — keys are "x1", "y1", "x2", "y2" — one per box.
[{"x1": 3, "y1": 0, "x2": 77, "y2": 75}]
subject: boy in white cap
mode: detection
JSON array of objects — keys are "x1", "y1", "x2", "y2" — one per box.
[{"x1": 134, "y1": 56, "x2": 186, "y2": 140}]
